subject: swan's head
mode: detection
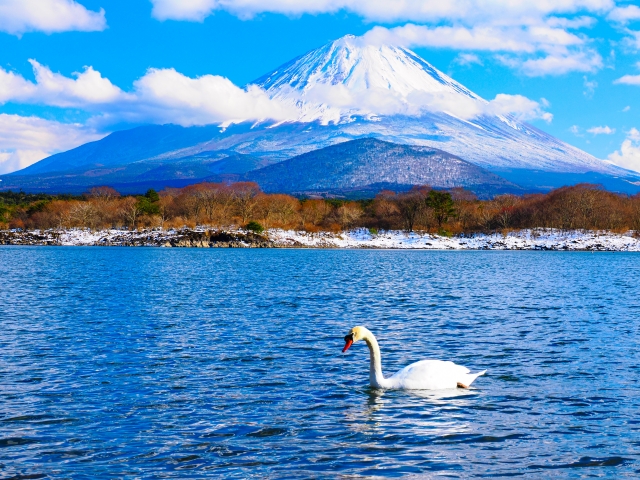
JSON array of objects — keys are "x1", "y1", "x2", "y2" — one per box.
[{"x1": 342, "y1": 326, "x2": 365, "y2": 353}]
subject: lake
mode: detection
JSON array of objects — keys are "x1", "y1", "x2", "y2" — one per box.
[{"x1": 1, "y1": 247, "x2": 640, "y2": 478}]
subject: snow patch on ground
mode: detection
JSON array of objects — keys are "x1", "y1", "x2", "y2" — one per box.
[
  {"x1": 55, "y1": 229, "x2": 178, "y2": 246},
  {"x1": 268, "y1": 228, "x2": 640, "y2": 251}
]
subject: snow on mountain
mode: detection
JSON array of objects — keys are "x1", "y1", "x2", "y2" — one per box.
[
  {"x1": 254, "y1": 34, "x2": 483, "y2": 124},
  {"x1": 249, "y1": 35, "x2": 621, "y2": 175}
]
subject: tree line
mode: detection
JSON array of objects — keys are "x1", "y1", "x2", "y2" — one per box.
[{"x1": 1, "y1": 182, "x2": 640, "y2": 234}]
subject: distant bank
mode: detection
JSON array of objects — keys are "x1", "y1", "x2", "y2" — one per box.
[{"x1": 1, "y1": 228, "x2": 639, "y2": 251}]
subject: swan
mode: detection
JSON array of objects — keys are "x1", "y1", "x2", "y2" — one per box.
[{"x1": 342, "y1": 326, "x2": 486, "y2": 390}]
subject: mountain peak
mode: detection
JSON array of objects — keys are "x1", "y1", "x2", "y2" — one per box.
[
  {"x1": 253, "y1": 35, "x2": 480, "y2": 123},
  {"x1": 255, "y1": 34, "x2": 473, "y2": 92}
]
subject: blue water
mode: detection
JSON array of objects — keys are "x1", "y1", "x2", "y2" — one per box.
[{"x1": 1, "y1": 247, "x2": 640, "y2": 478}]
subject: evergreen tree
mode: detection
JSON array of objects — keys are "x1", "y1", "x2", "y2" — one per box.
[
  {"x1": 425, "y1": 190, "x2": 456, "y2": 228},
  {"x1": 145, "y1": 189, "x2": 160, "y2": 203}
]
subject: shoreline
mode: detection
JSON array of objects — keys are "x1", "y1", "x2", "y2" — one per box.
[{"x1": 1, "y1": 228, "x2": 639, "y2": 251}]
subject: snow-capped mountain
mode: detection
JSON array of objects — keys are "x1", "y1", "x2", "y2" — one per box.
[
  {"x1": 3, "y1": 34, "x2": 638, "y2": 195},
  {"x1": 247, "y1": 35, "x2": 618, "y2": 176}
]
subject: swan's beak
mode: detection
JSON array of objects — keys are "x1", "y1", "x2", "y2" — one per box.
[{"x1": 342, "y1": 334, "x2": 354, "y2": 353}]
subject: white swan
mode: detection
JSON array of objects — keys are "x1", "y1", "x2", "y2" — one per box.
[{"x1": 342, "y1": 326, "x2": 486, "y2": 390}]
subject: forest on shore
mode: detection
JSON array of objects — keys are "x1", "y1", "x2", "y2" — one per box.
[{"x1": 1, "y1": 182, "x2": 639, "y2": 235}]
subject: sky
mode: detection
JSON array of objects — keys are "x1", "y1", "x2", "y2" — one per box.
[{"x1": 0, "y1": 0, "x2": 639, "y2": 174}]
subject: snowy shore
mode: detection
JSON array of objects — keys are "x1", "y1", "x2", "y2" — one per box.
[{"x1": 1, "y1": 228, "x2": 640, "y2": 251}]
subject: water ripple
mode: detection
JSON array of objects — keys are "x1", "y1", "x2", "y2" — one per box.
[{"x1": 1, "y1": 247, "x2": 639, "y2": 478}]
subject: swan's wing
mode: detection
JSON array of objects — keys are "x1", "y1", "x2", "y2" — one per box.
[
  {"x1": 388, "y1": 360, "x2": 481, "y2": 390},
  {"x1": 459, "y1": 369, "x2": 487, "y2": 387}
]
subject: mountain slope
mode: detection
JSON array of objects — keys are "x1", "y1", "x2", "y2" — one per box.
[
  {"x1": 250, "y1": 35, "x2": 616, "y2": 175},
  {"x1": 246, "y1": 138, "x2": 519, "y2": 196},
  {"x1": 16, "y1": 124, "x2": 227, "y2": 176},
  {"x1": 0, "y1": 151, "x2": 269, "y2": 194}
]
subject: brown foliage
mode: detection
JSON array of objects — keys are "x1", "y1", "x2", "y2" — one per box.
[
  {"x1": 257, "y1": 194, "x2": 300, "y2": 228},
  {"x1": 334, "y1": 202, "x2": 363, "y2": 229},
  {"x1": 6, "y1": 182, "x2": 640, "y2": 235},
  {"x1": 300, "y1": 199, "x2": 333, "y2": 227}
]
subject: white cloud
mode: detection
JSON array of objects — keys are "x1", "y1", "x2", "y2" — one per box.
[
  {"x1": 0, "y1": 61, "x2": 127, "y2": 107},
  {"x1": 151, "y1": 0, "x2": 217, "y2": 21},
  {"x1": 27, "y1": 60, "x2": 127, "y2": 107},
  {"x1": 0, "y1": 114, "x2": 103, "y2": 174},
  {"x1": 361, "y1": 23, "x2": 584, "y2": 53},
  {"x1": 624, "y1": 105, "x2": 631, "y2": 112},
  {"x1": 583, "y1": 76, "x2": 597, "y2": 97},
  {"x1": 453, "y1": 53, "x2": 483, "y2": 66},
  {"x1": 546, "y1": 15, "x2": 597, "y2": 28},
  {"x1": 149, "y1": 0, "x2": 615, "y2": 23},
  {"x1": 608, "y1": 128, "x2": 640, "y2": 172},
  {"x1": 614, "y1": 74, "x2": 640, "y2": 85},
  {"x1": 622, "y1": 29, "x2": 640, "y2": 50},
  {"x1": 280, "y1": 80, "x2": 552, "y2": 124},
  {"x1": 608, "y1": 5, "x2": 640, "y2": 24},
  {"x1": 486, "y1": 94, "x2": 553, "y2": 122},
  {"x1": 360, "y1": 21, "x2": 602, "y2": 76},
  {"x1": 0, "y1": 67, "x2": 36, "y2": 103},
  {"x1": 587, "y1": 125, "x2": 615, "y2": 134},
  {"x1": 123, "y1": 68, "x2": 298, "y2": 126},
  {"x1": 516, "y1": 49, "x2": 603, "y2": 76},
  {"x1": 570, "y1": 125, "x2": 582, "y2": 135},
  {"x1": 0, "y1": 0, "x2": 106, "y2": 35}
]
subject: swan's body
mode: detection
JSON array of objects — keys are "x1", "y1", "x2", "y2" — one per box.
[{"x1": 343, "y1": 326, "x2": 486, "y2": 390}]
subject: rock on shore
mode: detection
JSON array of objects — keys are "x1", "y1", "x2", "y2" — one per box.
[
  {"x1": 0, "y1": 228, "x2": 639, "y2": 251},
  {"x1": 0, "y1": 229, "x2": 272, "y2": 248}
]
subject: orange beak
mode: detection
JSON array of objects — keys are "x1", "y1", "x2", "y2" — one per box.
[{"x1": 342, "y1": 334, "x2": 354, "y2": 353}]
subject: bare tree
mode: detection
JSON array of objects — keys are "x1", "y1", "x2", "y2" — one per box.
[
  {"x1": 231, "y1": 182, "x2": 261, "y2": 224},
  {"x1": 396, "y1": 191, "x2": 425, "y2": 232},
  {"x1": 631, "y1": 195, "x2": 640, "y2": 235},
  {"x1": 69, "y1": 202, "x2": 99, "y2": 229},
  {"x1": 157, "y1": 195, "x2": 174, "y2": 230},
  {"x1": 493, "y1": 194, "x2": 519, "y2": 230},
  {"x1": 335, "y1": 202, "x2": 363, "y2": 230},
  {"x1": 88, "y1": 186, "x2": 120, "y2": 201},
  {"x1": 120, "y1": 197, "x2": 143, "y2": 230},
  {"x1": 300, "y1": 199, "x2": 333, "y2": 227}
]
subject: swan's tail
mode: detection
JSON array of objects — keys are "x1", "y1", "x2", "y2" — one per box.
[{"x1": 461, "y1": 370, "x2": 487, "y2": 387}]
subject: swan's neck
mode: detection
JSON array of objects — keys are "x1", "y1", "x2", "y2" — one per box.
[{"x1": 363, "y1": 330, "x2": 387, "y2": 388}]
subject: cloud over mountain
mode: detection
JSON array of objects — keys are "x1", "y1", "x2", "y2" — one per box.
[
  {"x1": 0, "y1": 42, "x2": 552, "y2": 130},
  {"x1": 0, "y1": 62, "x2": 295, "y2": 127}
]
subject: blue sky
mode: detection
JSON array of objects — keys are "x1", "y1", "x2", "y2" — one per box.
[{"x1": 0, "y1": 0, "x2": 639, "y2": 174}]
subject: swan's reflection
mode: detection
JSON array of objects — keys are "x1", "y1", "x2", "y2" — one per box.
[
  {"x1": 407, "y1": 387, "x2": 480, "y2": 402},
  {"x1": 344, "y1": 386, "x2": 477, "y2": 438}
]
